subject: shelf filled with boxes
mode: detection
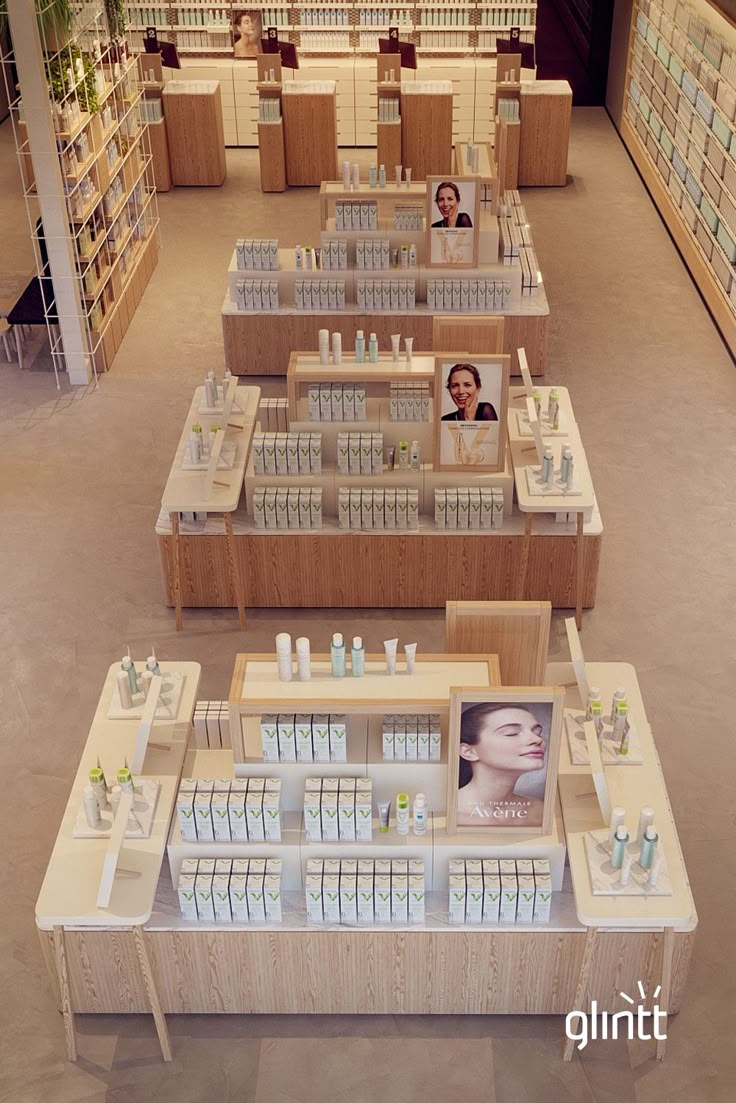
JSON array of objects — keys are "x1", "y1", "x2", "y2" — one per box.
[{"x1": 621, "y1": 0, "x2": 736, "y2": 354}]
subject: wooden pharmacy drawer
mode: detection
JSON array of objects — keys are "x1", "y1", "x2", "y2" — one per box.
[
  {"x1": 702, "y1": 164, "x2": 722, "y2": 205},
  {"x1": 711, "y1": 244, "x2": 733, "y2": 292},
  {"x1": 694, "y1": 217, "x2": 715, "y2": 260}
]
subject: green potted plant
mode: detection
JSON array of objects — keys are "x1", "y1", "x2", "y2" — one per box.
[
  {"x1": 103, "y1": 0, "x2": 128, "y2": 61},
  {"x1": 0, "y1": 0, "x2": 74, "y2": 52}
]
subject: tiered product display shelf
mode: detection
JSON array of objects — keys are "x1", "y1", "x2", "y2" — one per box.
[
  {"x1": 35, "y1": 649, "x2": 696, "y2": 1060},
  {"x1": 621, "y1": 0, "x2": 736, "y2": 355},
  {"x1": 154, "y1": 368, "x2": 602, "y2": 616},
  {"x1": 221, "y1": 186, "x2": 549, "y2": 375}
]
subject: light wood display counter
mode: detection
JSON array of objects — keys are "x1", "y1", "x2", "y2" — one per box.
[
  {"x1": 282, "y1": 81, "x2": 339, "y2": 187},
  {"x1": 222, "y1": 186, "x2": 549, "y2": 376},
  {"x1": 162, "y1": 80, "x2": 226, "y2": 186},
  {"x1": 518, "y1": 80, "x2": 572, "y2": 187},
  {"x1": 155, "y1": 371, "x2": 602, "y2": 613},
  {"x1": 400, "y1": 82, "x2": 454, "y2": 179},
  {"x1": 36, "y1": 655, "x2": 695, "y2": 1060}
]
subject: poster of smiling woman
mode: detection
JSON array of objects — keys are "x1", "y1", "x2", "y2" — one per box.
[
  {"x1": 426, "y1": 176, "x2": 480, "y2": 267},
  {"x1": 434, "y1": 355, "x2": 510, "y2": 472},
  {"x1": 446, "y1": 687, "x2": 565, "y2": 835}
]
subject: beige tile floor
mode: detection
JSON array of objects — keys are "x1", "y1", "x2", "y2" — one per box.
[{"x1": 0, "y1": 108, "x2": 735, "y2": 1101}]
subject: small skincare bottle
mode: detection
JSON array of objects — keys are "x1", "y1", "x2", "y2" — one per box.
[
  {"x1": 378, "y1": 164, "x2": 386, "y2": 188},
  {"x1": 83, "y1": 784, "x2": 101, "y2": 829},
  {"x1": 146, "y1": 654, "x2": 161, "y2": 677},
  {"x1": 117, "y1": 669, "x2": 133, "y2": 709},
  {"x1": 637, "y1": 806, "x2": 655, "y2": 845},
  {"x1": 351, "y1": 636, "x2": 365, "y2": 677},
  {"x1": 611, "y1": 825, "x2": 629, "y2": 869},
  {"x1": 117, "y1": 767, "x2": 134, "y2": 793},
  {"x1": 639, "y1": 825, "x2": 658, "y2": 869},
  {"x1": 409, "y1": 441, "x2": 420, "y2": 471},
  {"x1": 355, "y1": 330, "x2": 366, "y2": 363},
  {"x1": 121, "y1": 655, "x2": 138, "y2": 696},
  {"x1": 369, "y1": 164, "x2": 377, "y2": 188},
  {"x1": 398, "y1": 441, "x2": 409, "y2": 469},
  {"x1": 585, "y1": 686, "x2": 601, "y2": 722},
  {"x1": 275, "y1": 632, "x2": 293, "y2": 682},
  {"x1": 396, "y1": 792, "x2": 410, "y2": 835},
  {"x1": 331, "y1": 632, "x2": 346, "y2": 678},
  {"x1": 296, "y1": 636, "x2": 311, "y2": 681},
  {"x1": 619, "y1": 851, "x2": 633, "y2": 886},
  {"x1": 564, "y1": 453, "x2": 575, "y2": 489},
  {"x1": 532, "y1": 389, "x2": 541, "y2": 416},
  {"x1": 608, "y1": 806, "x2": 626, "y2": 847},
  {"x1": 368, "y1": 333, "x2": 378, "y2": 362},
  {"x1": 89, "y1": 766, "x2": 108, "y2": 809},
  {"x1": 610, "y1": 686, "x2": 626, "y2": 722},
  {"x1": 541, "y1": 447, "x2": 554, "y2": 485},
  {"x1": 548, "y1": 388, "x2": 560, "y2": 428},
  {"x1": 412, "y1": 793, "x2": 426, "y2": 835},
  {"x1": 560, "y1": 447, "x2": 572, "y2": 485},
  {"x1": 612, "y1": 701, "x2": 629, "y2": 743}
]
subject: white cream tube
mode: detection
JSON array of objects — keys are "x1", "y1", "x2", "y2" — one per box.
[
  {"x1": 405, "y1": 167, "x2": 411, "y2": 186},
  {"x1": 384, "y1": 638, "x2": 399, "y2": 675},
  {"x1": 619, "y1": 851, "x2": 633, "y2": 885},
  {"x1": 332, "y1": 331, "x2": 342, "y2": 364},
  {"x1": 405, "y1": 336, "x2": 413, "y2": 363},
  {"x1": 394, "y1": 164, "x2": 402, "y2": 185},
  {"x1": 296, "y1": 636, "x2": 311, "y2": 681},
  {"x1": 391, "y1": 334, "x2": 401, "y2": 363},
  {"x1": 404, "y1": 642, "x2": 417, "y2": 673},
  {"x1": 608, "y1": 806, "x2": 626, "y2": 848},
  {"x1": 275, "y1": 632, "x2": 293, "y2": 682},
  {"x1": 648, "y1": 851, "x2": 663, "y2": 887}
]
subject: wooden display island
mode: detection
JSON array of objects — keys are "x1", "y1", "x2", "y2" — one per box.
[{"x1": 36, "y1": 651, "x2": 695, "y2": 1064}]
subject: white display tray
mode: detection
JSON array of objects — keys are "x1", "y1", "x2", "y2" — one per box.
[
  {"x1": 584, "y1": 829, "x2": 671, "y2": 897},
  {"x1": 72, "y1": 778, "x2": 161, "y2": 839},
  {"x1": 181, "y1": 441, "x2": 236, "y2": 471},
  {"x1": 515, "y1": 408, "x2": 567, "y2": 437},
  {"x1": 107, "y1": 670, "x2": 185, "y2": 720},
  {"x1": 525, "y1": 466, "x2": 581, "y2": 496},
  {"x1": 565, "y1": 711, "x2": 643, "y2": 765}
]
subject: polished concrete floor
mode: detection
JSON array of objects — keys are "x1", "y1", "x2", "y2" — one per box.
[{"x1": 1, "y1": 109, "x2": 735, "y2": 1102}]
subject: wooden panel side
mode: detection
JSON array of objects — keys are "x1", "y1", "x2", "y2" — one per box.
[
  {"x1": 519, "y1": 91, "x2": 572, "y2": 187},
  {"x1": 445, "y1": 601, "x2": 551, "y2": 684},
  {"x1": 401, "y1": 93, "x2": 453, "y2": 179},
  {"x1": 432, "y1": 315, "x2": 505, "y2": 354}
]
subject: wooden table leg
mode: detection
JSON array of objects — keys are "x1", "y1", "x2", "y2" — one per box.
[
  {"x1": 133, "y1": 926, "x2": 172, "y2": 1062},
  {"x1": 224, "y1": 511, "x2": 246, "y2": 630},
  {"x1": 562, "y1": 926, "x2": 598, "y2": 1061},
  {"x1": 517, "y1": 512, "x2": 533, "y2": 599},
  {"x1": 52, "y1": 925, "x2": 77, "y2": 1062},
  {"x1": 170, "y1": 511, "x2": 183, "y2": 633},
  {"x1": 575, "y1": 511, "x2": 584, "y2": 630},
  {"x1": 656, "y1": 926, "x2": 675, "y2": 1060}
]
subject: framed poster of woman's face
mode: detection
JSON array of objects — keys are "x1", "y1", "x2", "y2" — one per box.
[
  {"x1": 446, "y1": 686, "x2": 565, "y2": 836},
  {"x1": 426, "y1": 176, "x2": 481, "y2": 268},
  {"x1": 233, "y1": 10, "x2": 263, "y2": 58},
  {"x1": 433, "y1": 354, "x2": 510, "y2": 472}
]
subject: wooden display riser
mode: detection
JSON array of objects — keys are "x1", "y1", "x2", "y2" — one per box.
[
  {"x1": 157, "y1": 529, "x2": 601, "y2": 609},
  {"x1": 38, "y1": 924, "x2": 694, "y2": 1016},
  {"x1": 222, "y1": 310, "x2": 548, "y2": 376}
]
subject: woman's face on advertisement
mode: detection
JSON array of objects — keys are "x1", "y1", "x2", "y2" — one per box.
[
  {"x1": 238, "y1": 14, "x2": 255, "y2": 35},
  {"x1": 461, "y1": 708, "x2": 546, "y2": 773},
  {"x1": 436, "y1": 186, "x2": 458, "y2": 220},
  {"x1": 448, "y1": 368, "x2": 478, "y2": 411}
]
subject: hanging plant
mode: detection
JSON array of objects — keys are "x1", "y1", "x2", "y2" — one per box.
[
  {"x1": 103, "y1": 0, "x2": 127, "y2": 39},
  {"x1": 0, "y1": 0, "x2": 74, "y2": 44}
]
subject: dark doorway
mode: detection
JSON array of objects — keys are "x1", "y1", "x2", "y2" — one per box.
[{"x1": 535, "y1": 0, "x2": 614, "y2": 105}]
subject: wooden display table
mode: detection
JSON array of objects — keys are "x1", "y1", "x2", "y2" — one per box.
[
  {"x1": 282, "y1": 81, "x2": 338, "y2": 186},
  {"x1": 400, "y1": 82, "x2": 453, "y2": 179},
  {"x1": 162, "y1": 80, "x2": 226, "y2": 186},
  {"x1": 519, "y1": 80, "x2": 572, "y2": 187},
  {"x1": 146, "y1": 118, "x2": 171, "y2": 192},
  {"x1": 36, "y1": 658, "x2": 695, "y2": 1061}
]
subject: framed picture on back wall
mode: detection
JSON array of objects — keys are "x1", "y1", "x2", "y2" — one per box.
[{"x1": 233, "y1": 10, "x2": 263, "y2": 57}]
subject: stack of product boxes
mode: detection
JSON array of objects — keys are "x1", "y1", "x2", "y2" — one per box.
[
  {"x1": 338, "y1": 486, "x2": 420, "y2": 531},
  {"x1": 251, "y1": 431, "x2": 322, "y2": 475},
  {"x1": 305, "y1": 858, "x2": 426, "y2": 925},
  {"x1": 303, "y1": 777, "x2": 373, "y2": 841},
  {"x1": 235, "y1": 239, "x2": 279, "y2": 270},
  {"x1": 260, "y1": 713, "x2": 348, "y2": 763},
  {"x1": 356, "y1": 278, "x2": 417, "y2": 311},
  {"x1": 335, "y1": 200, "x2": 379, "y2": 231},
  {"x1": 177, "y1": 857, "x2": 283, "y2": 923},
  {"x1": 192, "y1": 700, "x2": 230, "y2": 748},
  {"x1": 434, "y1": 487, "x2": 505, "y2": 530},
  {"x1": 294, "y1": 279, "x2": 347, "y2": 311},
  {"x1": 394, "y1": 205, "x2": 423, "y2": 230},
  {"x1": 448, "y1": 858, "x2": 552, "y2": 924},
  {"x1": 252, "y1": 487, "x2": 323, "y2": 530},
  {"x1": 336, "y1": 431, "x2": 384, "y2": 475},
  {"x1": 258, "y1": 397, "x2": 289, "y2": 432},
  {"x1": 176, "y1": 777, "x2": 282, "y2": 843},
  {"x1": 382, "y1": 714, "x2": 442, "y2": 761},
  {"x1": 389, "y1": 382, "x2": 430, "y2": 421},
  {"x1": 427, "y1": 278, "x2": 513, "y2": 312},
  {"x1": 309, "y1": 382, "x2": 367, "y2": 422}
]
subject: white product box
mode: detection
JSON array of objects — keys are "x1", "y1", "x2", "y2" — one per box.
[
  {"x1": 308, "y1": 384, "x2": 320, "y2": 422},
  {"x1": 384, "y1": 489, "x2": 396, "y2": 529},
  {"x1": 277, "y1": 714, "x2": 296, "y2": 762},
  {"x1": 195, "y1": 873, "x2": 215, "y2": 922},
  {"x1": 262, "y1": 790, "x2": 281, "y2": 841},
  {"x1": 193, "y1": 787, "x2": 214, "y2": 841},
  {"x1": 286, "y1": 435, "x2": 299, "y2": 474},
  {"x1": 322, "y1": 874, "x2": 341, "y2": 923},
  {"x1": 533, "y1": 874, "x2": 552, "y2": 923},
  {"x1": 337, "y1": 432, "x2": 350, "y2": 474},
  {"x1": 492, "y1": 488, "x2": 504, "y2": 529},
  {"x1": 457, "y1": 488, "x2": 470, "y2": 529},
  {"x1": 393, "y1": 716, "x2": 406, "y2": 761},
  {"x1": 469, "y1": 489, "x2": 482, "y2": 529},
  {"x1": 516, "y1": 875, "x2": 535, "y2": 923},
  {"x1": 230, "y1": 874, "x2": 249, "y2": 922},
  {"x1": 321, "y1": 789, "x2": 339, "y2": 841},
  {"x1": 180, "y1": 858, "x2": 199, "y2": 876},
  {"x1": 382, "y1": 716, "x2": 394, "y2": 760},
  {"x1": 338, "y1": 488, "x2": 351, "y2": 530},
  {"x1": 361, "y1": 488, "x2": 373, "y2": 529},
  {"x1": 349, "y1": 488, "x2": 362, "y2": 530},
  {"x1": 481, "y1": 488, "x2": 493, "y2": 529},
  {"x1": 408, "y1": 875, "x2": 425, "y2": 924},
  {"x1": 228, "y1": 789, "x2": 248, "y2": 841},
  {"x1": 516, "y1": 860, "x2": 534, "y2": 877},
  {"x1": 435, "y1": 488, "x2": 446, "y2": 528},
  {"x1": 391, "y1": 873, "x2": 408, "y2": 924},
  {"x1": 298, "y1": 488, "x2": 311, "y2": 530},
  {"x1": 499, "y1": 875, "x2": 518, "y2": 923},
  {"x1": 309, "y1": 488, "x2": 322, "y2": 529},
  {"x1": 331, "y1": 383, "x2": 343, "y2": 421},
  {"x1": 482, "y1": 875, "x2": 501, "y2": 923},
  {"x1": 245, "y1": 781, "x2": 265, "y2": 841},
  {"x1": 395, "y1": 488, "x2": 408, "y2": 529},
  {"x1": 304, "y1": 780, "x2": 323, "y2": 842},
  {"x1": 430, "y1": 716, "x2": 441, "y2": 761},
  {"x1": 298, "y1": 433, "x2": 311, "y2": 473},
  {"x1": 405, "y1": 715, "x2": 418, "y2": 761},
  {"x1": 274, "y1": 434, "x2": 288, "y2": 474},
  {"x1": 312, "y1": 715, "x2": 331, "y2": 763},
  {"x1": 275, "y1": 488, "x2": 289, "y2": 530},
  {"x1": 177, "y1": 873, "x2": 198, "y2": 921},
  {"x1": 448, "y1": 874, "x2": 466, "y2": 923},
  {"x1": 354, "y1": 384, "x2": 366, "y2": 420},
  {"x1": 499, "y1": 859, "x2": 516, "y2": 876},
  {"x1": 246, "y1": 872, "x2": 266, "y2": 923},
  {"x1": 264, "y1": 873, "x2": 282, "y2": 923},
  {"x1": 305, "y1": 873, "x2": 323, "y2": 922},
  {"x1": 287, "y1": 489, "x2": 300, "y2": 529},
  {"x1": 264, "y1": 489, "x2": 277, "y2": 530},
  {"x1": 319, "y1": 384, "x2": 332, "y2": 421},
  {"x1": 338, "y1": 789, "x2": 356, "y2": 840},
  {"x1": 176, "y1": 792, "x2": 197, "y2": 841},
  {"x1": 262, "y1": 435, "x2": 276, "y2": 475},
  {"x1": 446, "y1": 489, "x2": 458, "y2": 529},
  {"x1": 329, "y1": 715, "x2": 347, "y2": 762},
  {"x1": 374, "y1": 874, "x2": 392, "y2": 923},
  {"x1": 260, "y1": 714, "x2": 279, "y2": 763},
  {"x1": 357, "y1": 873, "x2": 374, "y2": 924},
  {"x1": 339, "y1": 870, "x2": 358, "y2": 924},
  {"x1": 465, "y1": 874, "x2": 484, "y2": 923},
  {"x1": 212, "y1": 792, "x2": 231, "y2": 841},
  {"x1": 213, "y1": 873, "x2": 232, "y2": 922},
  {"x1": 372, "y1": 433, "x2": 383, "y2": 474},
  {"x1": 295, "y1": 714, "x2": 314, "y2": 762},
  {"x1": 253, "y1": 488, "x2": 266, "y2": 529},
  {"x1": 348, "y1": 434, "x2": 360, "y2": 474},
  {"x1": 355, "y1": 788, "x2": 373, "y2": 841}
]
